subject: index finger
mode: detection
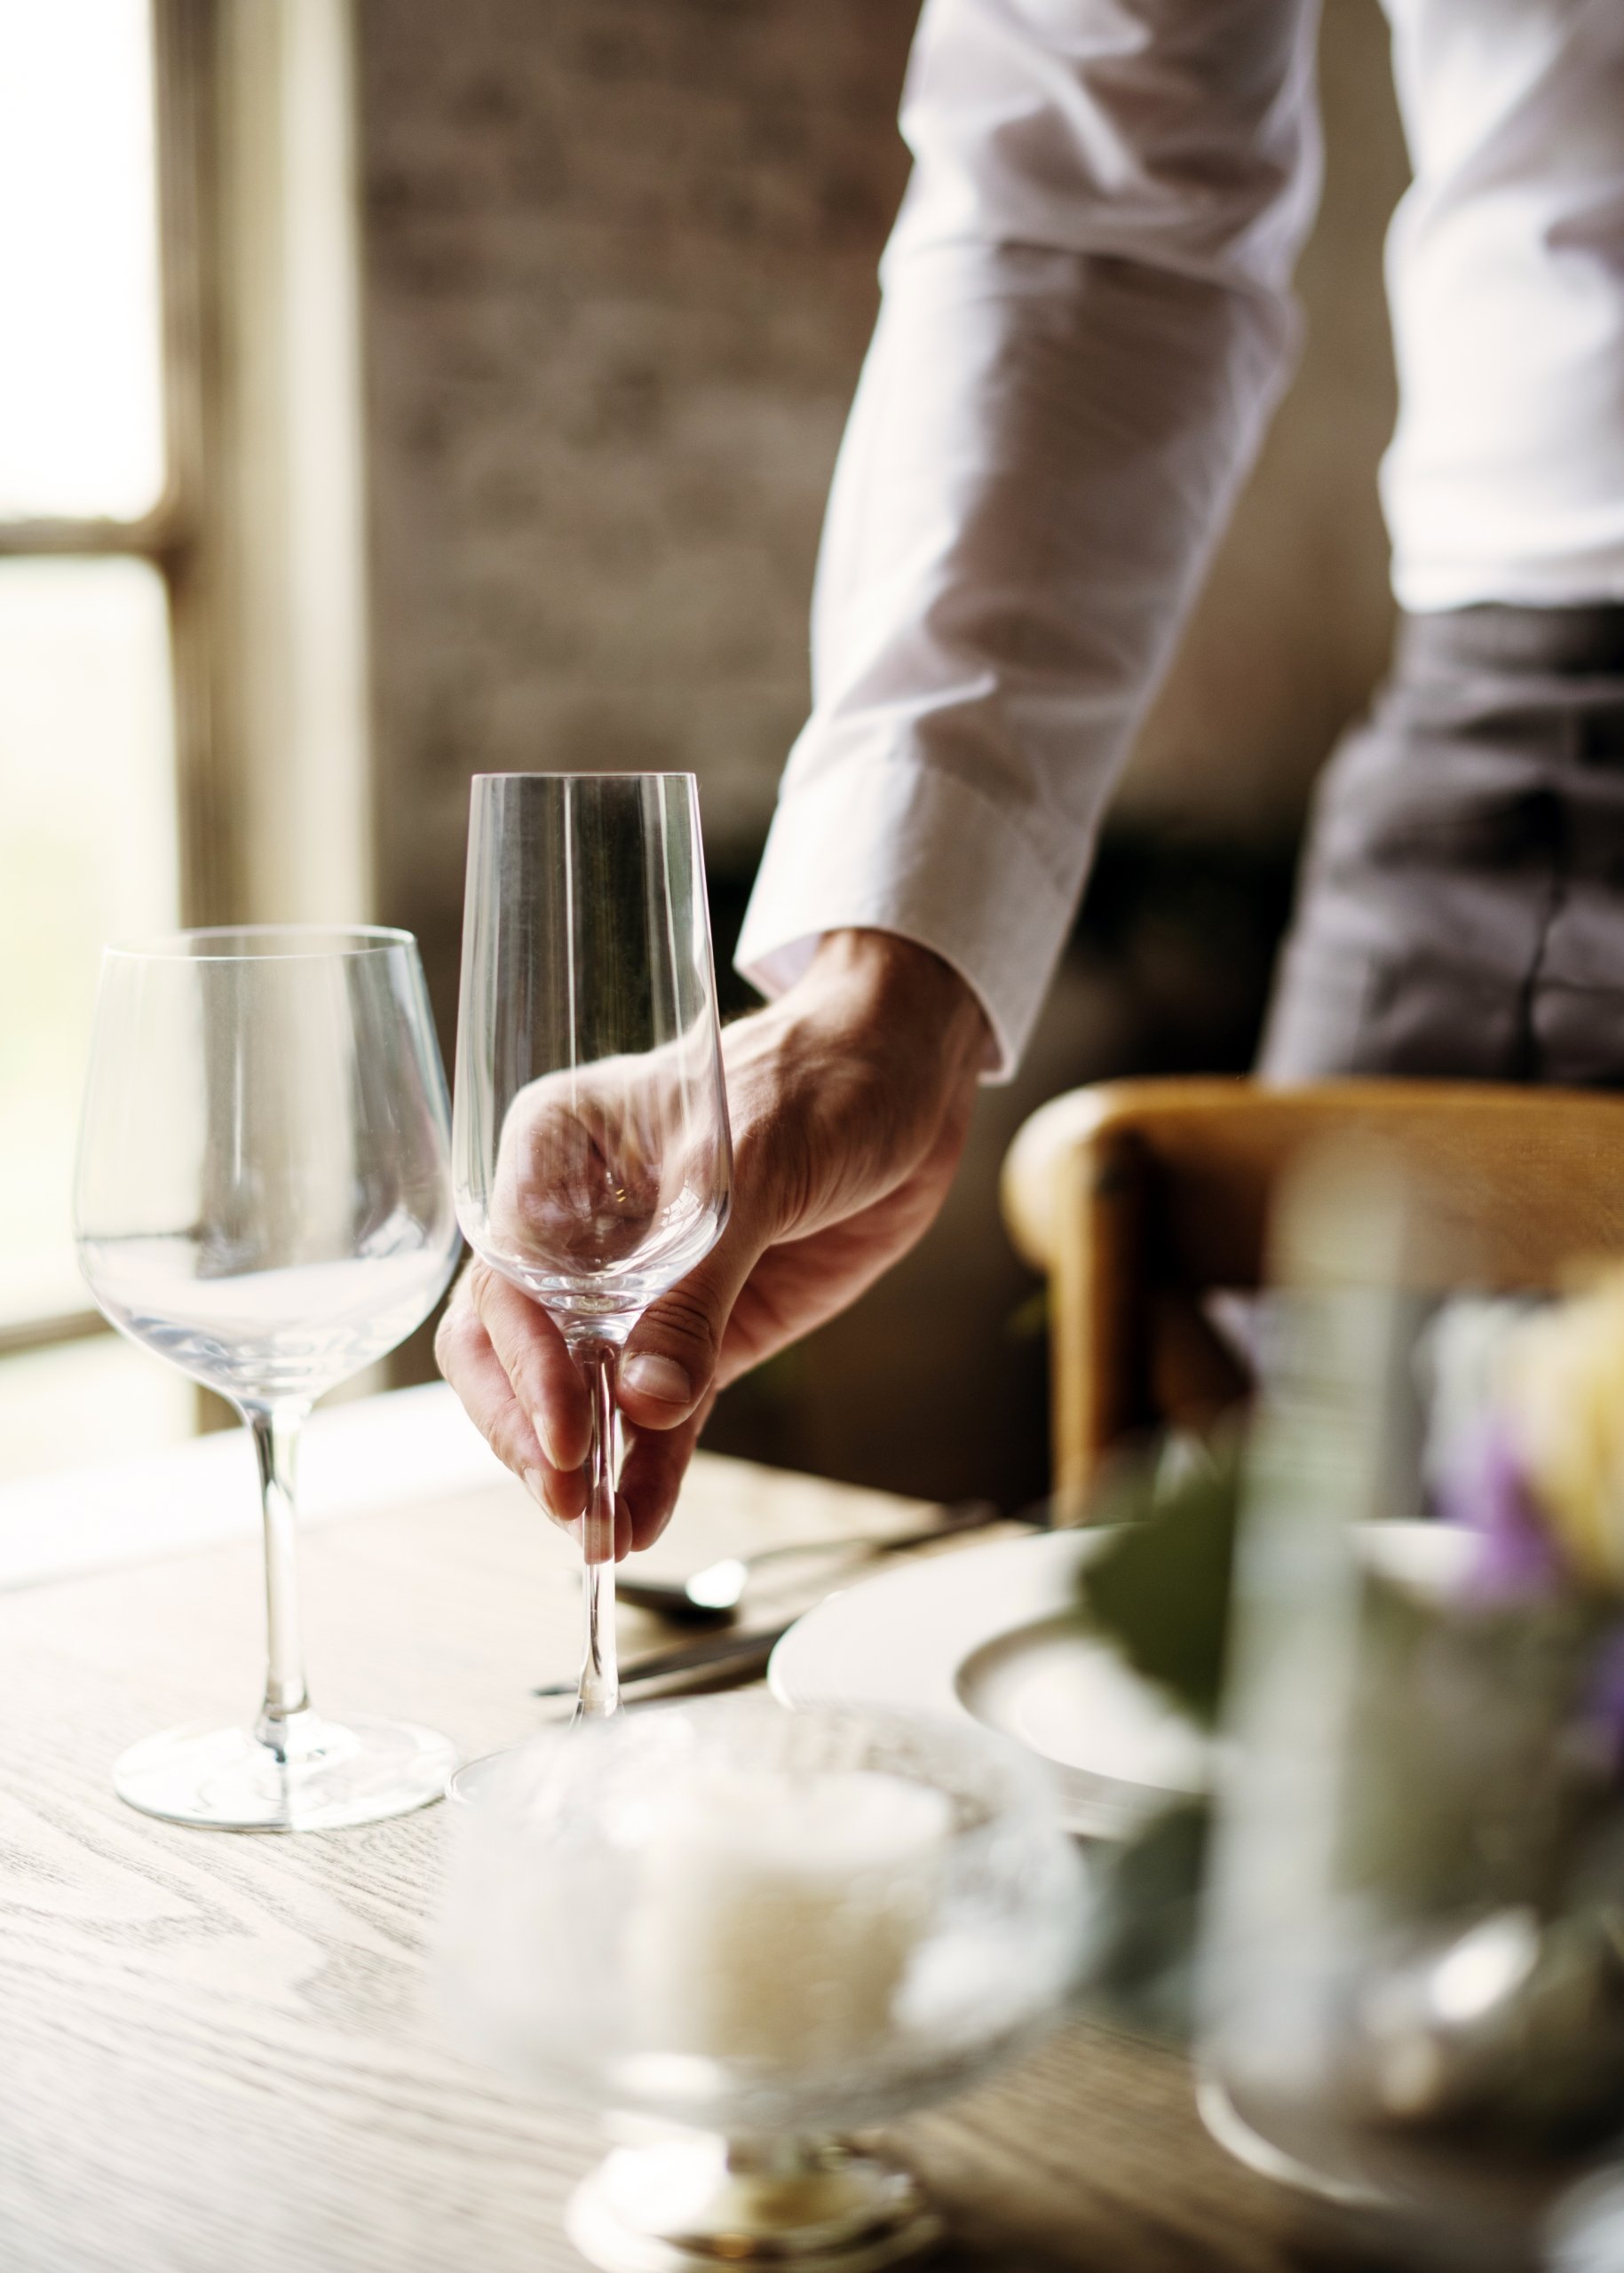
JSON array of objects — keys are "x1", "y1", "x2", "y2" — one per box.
[{"x1": 469, "y1": 1261, "x2": 593, "y2": 1475}]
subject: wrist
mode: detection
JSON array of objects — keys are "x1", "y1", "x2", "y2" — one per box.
[{"x1": 801, "y1": 930, "x2": 992, "y2": 1086}]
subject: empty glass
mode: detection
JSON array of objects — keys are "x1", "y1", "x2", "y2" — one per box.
[
  {"x1": 75, "y1": 925, "x2": 463, "y2": 1829},
  {"x1": 451, "y1": 773, "x2": 732, "y2": 1724}
]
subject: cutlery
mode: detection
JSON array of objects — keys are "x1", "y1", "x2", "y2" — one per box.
[
  {"x1": 611, "y1": 1498, "x2": 1009, "y2": 1625},
  {"x1": 533, "y1": 1620, "x2": 796, "y2": 1699}
]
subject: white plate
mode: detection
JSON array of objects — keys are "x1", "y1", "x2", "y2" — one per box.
[{"x1": 768, "y1": 1530, "x2": 1209, "y2": 1839}]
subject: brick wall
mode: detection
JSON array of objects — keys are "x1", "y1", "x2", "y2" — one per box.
[{"x1": 359, "y1": 0, "x2": 919, "y2": 1041}]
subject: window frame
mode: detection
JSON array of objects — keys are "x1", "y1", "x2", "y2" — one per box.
[
  {"x1": 0, "y1": 0, "x2": 374, "y2": 1374},
  {"x1": 0, "y1": 1, "x2": 223, "y2": 1359}
]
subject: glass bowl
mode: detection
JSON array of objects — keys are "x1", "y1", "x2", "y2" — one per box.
[{"x1": 433, "y1": 1693, "x2": 1089, "y2": 2270}]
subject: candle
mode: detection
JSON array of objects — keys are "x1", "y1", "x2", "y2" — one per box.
[{"x1": 623, "y1": 1766, "x2": 953, "y2": 2068}]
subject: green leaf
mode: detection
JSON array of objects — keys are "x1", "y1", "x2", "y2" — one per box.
[
  {"x1": 1078, "y1": 1437, "x2": 1242, "y2": 1726},
  {"x1": 1085, "y1": 1794, "x2": 1210, "y2": 2039}
]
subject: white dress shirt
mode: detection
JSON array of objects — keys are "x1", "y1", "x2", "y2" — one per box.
[{"x1": 735, "y1": 0, "x2": 1624, "y2": 1078}]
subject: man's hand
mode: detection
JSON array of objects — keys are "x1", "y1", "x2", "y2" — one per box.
[{"x1": 435, "y1": 930, "x2": 990, "y2": 1555}]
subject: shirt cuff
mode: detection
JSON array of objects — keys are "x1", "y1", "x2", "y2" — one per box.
[{"x1": 734, "y1": 749, "x2": 1081, "y2": 1082}]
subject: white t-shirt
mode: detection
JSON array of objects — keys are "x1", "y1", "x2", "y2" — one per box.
[{"x1": 736, "y1": 0, "x2": 1624, "y2": 1076}]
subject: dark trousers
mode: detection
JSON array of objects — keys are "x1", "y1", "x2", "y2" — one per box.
[{"x1": 1259, "y1": 605, "x2": 1624, "y2": 1087}]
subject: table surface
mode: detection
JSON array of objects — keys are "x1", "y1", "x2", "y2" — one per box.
[{"x1": 0, "y1": 1390, "x2": 1410, "y2": 2272}]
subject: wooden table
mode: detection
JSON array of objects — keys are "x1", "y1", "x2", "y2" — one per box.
[{"x1": 0, "y1": 1391, "x2": 1409, "y2": 2271}]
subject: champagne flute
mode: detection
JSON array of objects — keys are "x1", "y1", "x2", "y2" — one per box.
[
  {"x1": 451, "y1": 773, "x2": 733, "y2": 1723},
  {"x1": 74, "y1": 925, "x2": 463, "y2": 1829}
]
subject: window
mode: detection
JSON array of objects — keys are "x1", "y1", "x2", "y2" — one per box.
[
  {"x1": 0, "y1": 0, "x2": 191, "y2": 1474},
  {"x1": 0, "y1": 0, "x2": 373, "y2": 1481}
]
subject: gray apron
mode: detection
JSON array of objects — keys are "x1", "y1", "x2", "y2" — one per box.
[{"x1": 1259, "y1": 604, "x2": 1624, "y2": 1087}]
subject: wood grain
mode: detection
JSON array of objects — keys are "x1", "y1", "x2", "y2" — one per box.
[{"x1": 0, "y1": 1448, "x2": 1401, "y2": 2270}]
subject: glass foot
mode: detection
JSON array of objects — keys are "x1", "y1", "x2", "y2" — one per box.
[
  {"x1": 445, "y1": 1744, "x2": 528, "y2": 1807},
  {"x1": 1195, "y1": 2072, "x2": 1391, "y2": 2212},
  {"x1": 565, "y1": 2134, "x2": 942, "y2": 2272},
  {"x1": 114, "y1": 1712, "x2": 459, "y2": 1830}
]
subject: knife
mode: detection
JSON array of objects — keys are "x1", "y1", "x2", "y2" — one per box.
[{"x1": 532, "y1": 1619, "x2": 796, "y2": 1699}]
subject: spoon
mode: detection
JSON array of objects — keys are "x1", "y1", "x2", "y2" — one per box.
[{"x1": 613, "y1": 1500, "x2": 1010, "y2": 1625}]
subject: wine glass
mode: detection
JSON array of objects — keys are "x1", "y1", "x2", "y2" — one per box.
[
  {"x1": 451, "y1": 772, "x2": 732, "y2": 1724},
  {"x1": 74, "y1": 925, "x2": 463, "y2": 1830}
]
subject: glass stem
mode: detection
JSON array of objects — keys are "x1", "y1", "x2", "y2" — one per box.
[
  {"x1": 573, "y1": 1338, "x2": 622, "y2": 1722},
  {"x1": 248, "y1": 1404, "x2": 313, "y2": 1756}
]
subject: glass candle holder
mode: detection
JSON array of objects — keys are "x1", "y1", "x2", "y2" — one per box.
[
  {"x1": 432, "y1": 1696, "x2": 1089, "y2": 2271},
  {"x1": 1198, "y1": 1248, "x2": 1624, "y2": 2268}
]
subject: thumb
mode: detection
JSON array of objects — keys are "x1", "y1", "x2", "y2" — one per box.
[{"x1": 617, "y1": 1206, "x2": 764, "y2": 1430}]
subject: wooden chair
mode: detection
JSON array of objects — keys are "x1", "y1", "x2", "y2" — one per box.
[{"x1": 1000, "y1": 1077, "x2": 1624, "y2": 1513}]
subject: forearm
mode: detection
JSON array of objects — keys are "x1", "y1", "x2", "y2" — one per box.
[
  {"x1": 739, "y1": 0, "x2": 1323, "y2": 1077},
  {"x1": 743, "y1": 250, "x2": 1307, "y2": 1072}
]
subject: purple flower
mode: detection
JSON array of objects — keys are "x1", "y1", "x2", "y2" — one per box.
[{"x1": 1437, "y1": 1423, "x2": 1569, "y2": 1604}]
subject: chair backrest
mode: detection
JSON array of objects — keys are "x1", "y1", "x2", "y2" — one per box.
[{"x1": 1001, "y1": 1077, "x2": 1624, "y2": 1511}]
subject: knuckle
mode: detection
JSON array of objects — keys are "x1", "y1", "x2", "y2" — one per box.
[
  {"x1": 648, "y1": 1286, "x2": 723, "y2": 1371},
  {"x1": 487, "y1": 1417, "x2": 530, "y2": 1481},
  {"x1": 433, "y1": 1310, "x2": 467, "y2": 1378},
  {"x1": 466, "y1": 1257, "x2": 513, "y2": 1322},
  {"x1": 513, "y1": 1351, "x2": 551, "y2": 1416},
  {"x1": 434, "y1": 1296, "x2": 480, "y2": 1364}
]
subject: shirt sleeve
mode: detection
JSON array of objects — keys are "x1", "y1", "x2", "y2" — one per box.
[{"x1": 735, "y1": 0, "x2": 1324, "y2": 1078}]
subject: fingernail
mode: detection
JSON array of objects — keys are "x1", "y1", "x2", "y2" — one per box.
[
  {"x1": 622, "y1": 1353, "x2": 693, "y2": 1406},
  {"x1": 532, "y1": 1410, "x2": 564, "y2": 1470},
  {"x1": 525, "y1": 1467, "x2": 581, "y2": 1538}
]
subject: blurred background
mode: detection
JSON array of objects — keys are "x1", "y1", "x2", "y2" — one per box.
[{"x1": 0, "y1": 0, "x2": 1409, "y2": 1509}]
